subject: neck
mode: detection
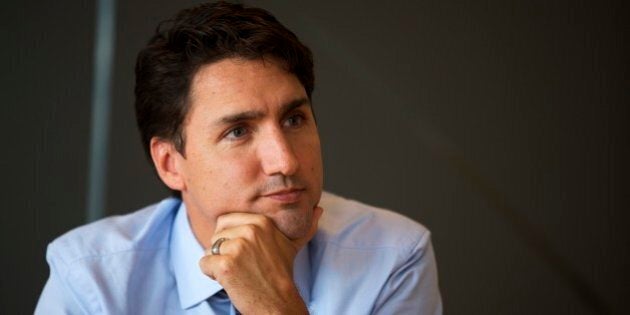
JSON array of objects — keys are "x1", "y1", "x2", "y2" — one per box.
[{"x1": 182, "y1": 198, "x2": 216, "y2": 250}]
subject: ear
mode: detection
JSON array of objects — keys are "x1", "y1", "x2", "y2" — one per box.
[{"x1": 150, "y1": 137, "x2": 187, "y2": 192}]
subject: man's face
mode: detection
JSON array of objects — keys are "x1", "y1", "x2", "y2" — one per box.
[{"x1": 177, "y1": 58, "x2": 323, "y2": 240}]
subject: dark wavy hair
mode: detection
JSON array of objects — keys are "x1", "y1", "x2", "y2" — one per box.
[{"x1": 134, "y1": 1, "x2": 314, "y2": 196}]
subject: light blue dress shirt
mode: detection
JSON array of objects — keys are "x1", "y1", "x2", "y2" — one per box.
[{"x1": 36, "y1": 192, "x2": 442, "y2": 314}]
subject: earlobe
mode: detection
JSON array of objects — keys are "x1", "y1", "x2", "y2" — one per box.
[{"x1": 150, "y1": 137, "x2": 186, "y2": 192}]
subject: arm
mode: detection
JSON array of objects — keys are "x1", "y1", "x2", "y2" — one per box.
[{"x1": 371, "y1": 231, "x2": 442, "y2": 315}]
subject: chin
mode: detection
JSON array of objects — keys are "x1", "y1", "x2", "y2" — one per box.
[{"x1": 269, "y1": 204, "x2": 314, "y2": 240}]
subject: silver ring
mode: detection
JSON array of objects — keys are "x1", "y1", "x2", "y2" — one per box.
[{"x1": 211, "y1": 237, "x2": 229, "y2": 255}]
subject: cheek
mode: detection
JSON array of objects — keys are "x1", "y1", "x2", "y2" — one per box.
[
  {"x1": 298, "y1": 136, "x2": 323, "y2": 178},
  {"x1": 210, "y1": 152, "x2": 260, "y2": 193},
  {"x1": 308, "y1": 134, "x2": 323, "y2": 166},
  {"x1": 187, "y1": 152, "x2": 261, "y2": 213}
]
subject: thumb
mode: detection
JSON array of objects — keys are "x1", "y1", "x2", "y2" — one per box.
[{"x1": 292, "y1": 206, "x2": 323, "y2": 249}]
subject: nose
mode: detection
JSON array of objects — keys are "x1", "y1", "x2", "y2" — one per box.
[{"x1": 258, "y1": 128, "x2": 299, "y2": 176}]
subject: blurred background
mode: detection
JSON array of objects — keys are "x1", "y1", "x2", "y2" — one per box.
[{"x1": 2, "y1": 0, "x2": 628, "y2": 314}]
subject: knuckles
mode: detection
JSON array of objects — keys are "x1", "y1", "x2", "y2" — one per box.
[
  {"x1": 242, "y1": 224, "x2": 260, "y2": 240},
  {"x1": 198, "y1": 255, "x2": 214, "y2": 276},
  {"x1": 217, "y1": 257, "x2": 235, "y2": 277},
  {"x1": 198, "y1": 255, "x2": 237, "y2": 281},
  {"x1": 230, "y1": 237, "x2": 247, "y2": 254}
]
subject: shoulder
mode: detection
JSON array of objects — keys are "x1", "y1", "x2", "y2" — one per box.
[
  {"x1": 307, "y1": 192, "x2": 439, "y2": 314},
  {"x1": 39, "y1": 198, "x2": 183, "y2": 313},
  {"x1": 47, "y1": 198, "x2": 181, "y2": 267},
  {"x1": 316, "y1": 191, "x2": 430, "y2": 253}
]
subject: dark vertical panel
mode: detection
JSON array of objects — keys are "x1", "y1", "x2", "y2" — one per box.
[
  {"x1": 86, "y1": 0, "x2": 117, "y2": 222},
  {"x1": 1, "y1": 0, "x2": 95, "y2": 312}
]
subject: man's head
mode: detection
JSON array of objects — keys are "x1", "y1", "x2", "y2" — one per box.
[
  {"x1": 135, "y1": 1, "x2": 314, "y2": 170},
  {"x1": 134, "y1": 2, "x2": 323, "y2": 241}
]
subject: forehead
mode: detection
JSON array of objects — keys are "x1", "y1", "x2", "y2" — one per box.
[{"x1": 188, "y1": 58, "x2": 305, "y2": 114}]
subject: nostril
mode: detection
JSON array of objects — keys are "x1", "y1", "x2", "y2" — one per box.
[{"x1": 260, "y1": 137, "x2": 299, "y2": 176}]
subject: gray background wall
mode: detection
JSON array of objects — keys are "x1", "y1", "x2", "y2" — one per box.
[{"x1": 2, "y1": 0, "x2": 628, "y2": 314}]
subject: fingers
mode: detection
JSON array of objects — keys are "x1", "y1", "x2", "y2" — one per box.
[
  {"x1": 199, "y1": 253, "x2": 232, "y2": 281},
  {"x1": 211, "y1": 207, "x2": 324, "y2": 247},
  {"x1": 209, "y1": 213, "x2": 274, "y2": 251},
  {"x1": 200, "y1": 237, "x2": 255, "y2": 282},
  {"x1": 209, "y1": 205, "x2": 324, "y2": 254},
  {"x1": 200, "y1": 206, "x2": 324, "y2": 286},
  {"x1": 205, "y1": 226, "x2": 257, "y2": 256},
  {"x1": 214, "y1": 212, "x2": 274, "y2": 236},
  {"x1": 207, "y1": 223, "x2": 296, "y2": 262}
]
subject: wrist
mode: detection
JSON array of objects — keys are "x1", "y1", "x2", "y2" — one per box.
[{"x1": 273, "y1": 282, "x2": 308, "y2": 315}]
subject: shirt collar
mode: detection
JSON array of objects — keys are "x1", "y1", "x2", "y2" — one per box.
[
  {"x1": 170, "y1": 202, "x2": 223, "y2": 309},
  {"x1": 170, "y1": 201, "x2": 314, "y2": 309}
]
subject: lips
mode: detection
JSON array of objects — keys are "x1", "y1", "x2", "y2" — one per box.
[{"x1": 262, "y1": 188, "x2": 305, "y2": 203}]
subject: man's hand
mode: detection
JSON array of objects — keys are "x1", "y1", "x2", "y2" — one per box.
[{"x1": 199, "y1": 206, "x2": 323, "y2": 315}]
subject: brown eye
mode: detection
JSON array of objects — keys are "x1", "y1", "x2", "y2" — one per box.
[
  {"x1": 225, "y1": 126, "x2": 249, "y2": 140},
  {"x1": 284, "y1": 114, "x2": 304, "y2": 128}
]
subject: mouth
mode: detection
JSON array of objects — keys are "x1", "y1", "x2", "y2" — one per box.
[{"x1": 262, "y1": 188, "x2": 305, "y2": 203}]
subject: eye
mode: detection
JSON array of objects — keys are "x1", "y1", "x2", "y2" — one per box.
[
  {"x1": 283, "y1": 113, "x2": 305, "y2": 128},
  {"x1": 224, "y1": 125, "x2": 250, "y2": 140}
]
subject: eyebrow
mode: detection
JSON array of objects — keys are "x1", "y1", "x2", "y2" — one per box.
[{"x1": 214, "y1": 98, "x2": 310, "y2": 126}]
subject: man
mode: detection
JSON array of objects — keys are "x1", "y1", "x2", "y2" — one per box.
[{"x1": 36, "y1": 2, "x2": 441, "y2": 314}]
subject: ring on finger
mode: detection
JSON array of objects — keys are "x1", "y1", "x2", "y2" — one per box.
[{"x1": 211, "y1": 237, "x2": 229, "y2": 255}]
